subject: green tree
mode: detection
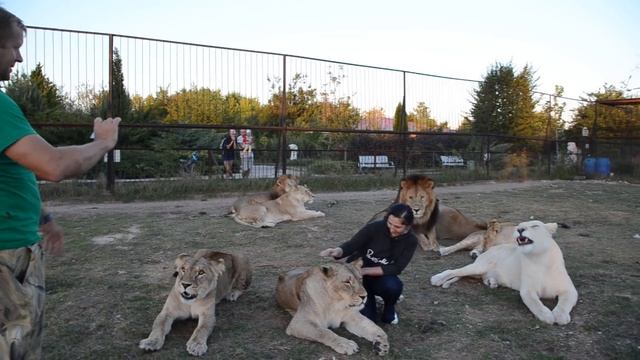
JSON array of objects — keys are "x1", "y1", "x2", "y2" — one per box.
[
  {"x1": 393, "y1": 102, "x2": 407, "y2": 132},
  {"x1": 111, "y1": 48, "x2": 131, "y2": 118},
  {"x1": 260, "y1": 73, "x2": 319, "y2": 128},
  {"x1": 470, "y1": 62, "x2": 539, "y2": 137},
  {"x1": 568, "y1": 84, "x2": 639, "y2": 138},
  {"x1": 29, "y1": 63, "x2": 63, "y2": 111},
  {"x1": 93, "y1": 48, "x2": 131, "y2": 119},
  {"x1": 408, "y1": 102, "x2": 437, "y2": 130},
  {"x1": 361, "y1": 107, "x2": 386, "y2": 130},
  {"x1": 4, "y1": 64, "x2": 64, "y2": 119}
]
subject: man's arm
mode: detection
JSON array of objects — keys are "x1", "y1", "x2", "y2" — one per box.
[{"x1": 4, "y1": 117, "x2": 120, "y2": 182}]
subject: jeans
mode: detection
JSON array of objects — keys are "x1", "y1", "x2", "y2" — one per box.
[{"x1": 360, "y1": 274, "x2": 403, "y2": 323}]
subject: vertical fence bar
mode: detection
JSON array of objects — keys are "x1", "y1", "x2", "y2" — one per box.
[
  {"x1": 546, "y1": 94, "x2": 552, "y2": 176},
  {"x1": 401, "y1": 71, "x2": 407, "y2": 177},
  {"x1": 276, "y1": 55, "x2": 288, "y2": 177},
  {"x1": 106, "y1": 34, "x2": 115, "y2": 192}
]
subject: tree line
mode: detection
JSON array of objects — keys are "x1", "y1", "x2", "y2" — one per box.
[{"x1": 3, "y1": 49, "x2": 638, "y2": 173}]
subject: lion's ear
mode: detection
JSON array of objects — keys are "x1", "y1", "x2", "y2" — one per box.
[
  {"x1": 321, "y1": 264, "x2": 335, "y2": 278},
  {"x1": 211, "y1": 258, "x2": 226, "y2": 273},
  {"x1": 173, "y1": 253, "x2": 190, "y2": 276},
  {"x1": 351, "y1": 258, "x2": 364, "y2": 269},
  {"x1": 545, "y1": 223, "x2": 559, "y2": 235},
  {"x1": 419, "y1": 178, "x2": 435, "y2": 189}
]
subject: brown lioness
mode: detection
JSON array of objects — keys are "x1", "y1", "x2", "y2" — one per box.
[
  {"x1": 139, "y1": 250, "x2": 252, "y2": 356},
  {"x1": 276, "y1": 260, "x2": 389, "y2": 356}
]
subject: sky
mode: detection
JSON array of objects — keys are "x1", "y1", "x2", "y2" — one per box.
[{"x1": 4, "y1": 0, "x2": 640, "y2": 101}]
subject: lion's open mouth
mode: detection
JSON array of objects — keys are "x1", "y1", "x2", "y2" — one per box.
[
  {"x1": 516, "y1": 235, "x2": 534, "y2": 246},
  {"x1": 181, "y1": 291, "x2": 197, "y2": 300}
]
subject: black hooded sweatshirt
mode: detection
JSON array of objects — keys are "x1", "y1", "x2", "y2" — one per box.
[{"x1": 338, "y1": 220, "x2": 418, "y2": 276}]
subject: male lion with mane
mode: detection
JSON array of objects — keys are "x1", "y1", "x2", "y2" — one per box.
[
  {"x1": 230, "y1": 174, "x2": 299, "y2": 214},
  {"x1": 231, "y1": 184, "x2": 325, "y2": 228},
  {"x1": 391, "y1": 174, "x2": 486, "y2": 251},
  {"x1": 275, "y1": 259, "x2": 389, "y2": 356},
  {"x1": 139, "y1": 249, "x2": 252, "y2": 356},
  {"x1": 431, "y1": 220, "x2": 578, "y2": 325}
]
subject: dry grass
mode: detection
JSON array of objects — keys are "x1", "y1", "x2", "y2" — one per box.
[{"x1": 41, "y1": 180, "x2": 640, "y2": 359}]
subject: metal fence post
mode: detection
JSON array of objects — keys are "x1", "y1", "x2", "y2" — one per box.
[
  {"x1": 106, "y1": 34, "x2": 115, "y2": 192},
  {"x1": 276, "y1": 55, "x2": 287, "y2": 177},
  {"x1": 401, "y1": 71, "x2": 407, "y2": 178}
]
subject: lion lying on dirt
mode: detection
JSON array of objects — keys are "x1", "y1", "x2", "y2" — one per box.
[
  {"x1": 139, "y1": 249, "x2": 252, "y2": 356},
  {"x1": 231, "y1": 184, "x2": 325, "y2": 228},
  {"x1": 431, "y1": 220, "x2": 578, "y2": 325},
  {"x1": 275, "y1": 260, "x2": 389, "y2": 356},
  {"x1": 439, "y1": 219, "x2": 569, "y2": 258},
  {"x1": 389, "y1": 174, "x2": 486, "y2": 251},
  {"x1": 230, "y1": 174, "x2": 299, "y2": 214}
]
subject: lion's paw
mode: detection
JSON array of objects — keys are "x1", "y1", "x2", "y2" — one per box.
[
  {"x1": 469, "y1": 249, "x2": 481, "y2": 259},
  {"x1": 226, "y1": 290, "x2": 242, "y2": 301},
  {"x1": 483, "y1": 277, "x2": 498, "y2": 289},
  {"x1": 139, "y1": 337, "x2": 163, "y2": 351},
  {"x1": 535, "y1": 309, "x2": 555, "y2": 325},
  {"x1": 373, "y1": 338, "x2": 389, "y2": 356},
  {"x1": 553, "y1": 309, "x2": 571, "y2": 325},
  {"x1": 332, "y1": 338, "x2": 359, "y2": 355},
  {"x1": 186, "y1": 339, "x2": 208, "y2": 356},
  {"x1": 430, "y1": 270, "x2": 451, "y2": 286}
]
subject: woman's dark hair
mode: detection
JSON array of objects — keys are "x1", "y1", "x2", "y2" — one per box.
[{"x1": 386, "y1": 203, "x2": 414, "y2": 226}]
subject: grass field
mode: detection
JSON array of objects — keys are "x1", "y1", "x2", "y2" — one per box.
[{"x1": 41, "y1": 180, "x2": 640, "y2": 359}]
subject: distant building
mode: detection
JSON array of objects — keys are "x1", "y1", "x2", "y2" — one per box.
[{"x1": 357, "y1": 117, "x2": 421, "y2": 132}]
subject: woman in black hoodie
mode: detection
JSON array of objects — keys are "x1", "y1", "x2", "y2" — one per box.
[{"x1": 320, "y1": 203, "x2": 418, "y2": 324}]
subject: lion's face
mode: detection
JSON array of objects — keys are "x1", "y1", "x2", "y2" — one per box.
[
  {"x1": 173, "y1": 253, "x2": 226, "y2": 304},
  {"x1": 272, "y1": 174, "x2": 299, "y2": 197},
  {"x1": 398, "y1": 175, "x2": 436, "y2": 220},
  {"x1": 321, "y1": 259, "x2": 367, "y2": 310},
  {"x1": 291, "y1": 184, "x2": 315, "y2": 204},
  {"x1": 513, "y1": 220, "x2": 558, "y2": 255}
]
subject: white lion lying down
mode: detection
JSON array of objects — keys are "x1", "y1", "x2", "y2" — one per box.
[
  {"x1": 431, "y1": 220, "x2": 578, "y2": 325},
  {"x1": 439, "y1": 219, "x2": 570, "y2": 258}
]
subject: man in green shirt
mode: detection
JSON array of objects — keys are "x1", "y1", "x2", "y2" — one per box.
[{"x1": 0, "y1": 7, "x2": 121, "y2": 359}]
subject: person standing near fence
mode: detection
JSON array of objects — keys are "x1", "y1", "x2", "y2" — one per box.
[
  {"x1": 0, "y1": 7, "x2": 121, "y2": 358},
  {"x1": 220, "y1": 129, "x2": 237, "y2": 179},
  {"x1": 238, "y1": 128, "x2": 254, "y2": 178}
]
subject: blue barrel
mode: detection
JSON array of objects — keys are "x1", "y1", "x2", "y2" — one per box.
[
  {"x1": 595, "y1": 157, "x2": 611, "y2": 177},
  {"x1": 583, "y1": 157, "x2": 596, "y2": 177}
]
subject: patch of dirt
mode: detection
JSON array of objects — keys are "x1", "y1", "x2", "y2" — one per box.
[
  {"x1": 90, "y1": 224, "x2": 141, "y2": 245},
  {"x1": 46, "y1": 180, "x2": 555, "y2": 217}
]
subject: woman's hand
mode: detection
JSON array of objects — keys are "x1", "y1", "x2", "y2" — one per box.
[{"x1": 319, "y1": 247, "x2": 343, "y2": 258}]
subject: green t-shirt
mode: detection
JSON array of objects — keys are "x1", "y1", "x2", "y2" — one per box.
[{"x1": 0, "y1": 91, "x2": 41, "y2": 250}]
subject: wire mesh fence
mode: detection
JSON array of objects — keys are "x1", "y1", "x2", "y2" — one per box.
[{"x1": 7, "y1": 26, "x2": 640, "y2": 191}]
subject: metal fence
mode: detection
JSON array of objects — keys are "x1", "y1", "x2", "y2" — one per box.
[{"x1": 10, "y1": 26, "x2": 640, "y2": 188}]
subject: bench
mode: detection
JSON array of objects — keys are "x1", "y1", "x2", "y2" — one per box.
[
  {"x1": 440, "y1": 155, "x2": 465, "y2": 167},
  {"x1": 358, "y1": 155, "x2": 395, "y2": 171}
]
